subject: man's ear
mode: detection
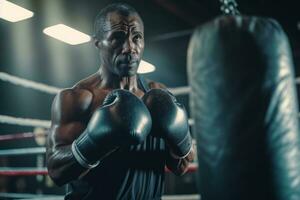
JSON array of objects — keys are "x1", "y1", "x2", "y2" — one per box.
[{"x1": 93, "y1": 35, "x2": 100, "y2": 48}]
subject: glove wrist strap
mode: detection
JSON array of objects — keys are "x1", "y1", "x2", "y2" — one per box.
[{"x1": 71, "y1": 142, "x2": 100, "y2": 169}]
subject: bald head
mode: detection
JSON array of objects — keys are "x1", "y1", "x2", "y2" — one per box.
[{"x1": 94, "y1": 3, "x2": 143, "y2": 40}]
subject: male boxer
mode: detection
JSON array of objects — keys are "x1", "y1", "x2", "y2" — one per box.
[{"x1": 46, "y1": 3, "x2": 195, "y2": 200}]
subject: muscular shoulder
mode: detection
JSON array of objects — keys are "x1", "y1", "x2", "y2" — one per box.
[
  {"x1": 74, "y1": 73, "x2": 101, "y2": 90},
  {"x1": 147, "y1": 80, "x2": 167, "y2": 89},
  {"x1": 51, "y1": 88, "x2": 93, "y2": 124}
]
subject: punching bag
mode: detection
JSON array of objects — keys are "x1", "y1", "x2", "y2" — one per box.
[{"x1": 188, "y1": 16, "x2": 300, "y2": 200}]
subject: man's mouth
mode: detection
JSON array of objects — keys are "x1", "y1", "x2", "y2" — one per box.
[{"x1": 119, "y1": 60, "x2": 137, "y2": 66}]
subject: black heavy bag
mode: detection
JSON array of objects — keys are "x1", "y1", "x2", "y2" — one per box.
[{"x1": 187, "y1": 16, "x2": 300, "y2": 200}]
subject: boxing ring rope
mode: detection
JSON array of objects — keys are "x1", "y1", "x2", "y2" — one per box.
[
  {"x1": 0, "y1": 193, "x2": 200, "y2": 200},
  {"x1": 169, "y1": 86, "x2": 191, "y2": 96},
  {"x1": 0, "y1": 193, "x2": 63, "y2": 200},
  {"x1": 0, "y1": 163, "x2": 198, "y2": 176},
  {"x1": 0, "y1": 114, "x2": 195, "y2": 128},
  {"x1": 0, "y1": 147, "x2": 46, "y2": 156},
  {"x1": 163, "y1": 195, "x2": 200, "y2": 200},
  {"x1": 0, "y1": 71, "x2": 190, "y2": 96},
  {"x1": 1, "y1": 71, "x2": 300, "y2": 96},
  {"x1": 0, "y1": 167, "x2": 48, "y2": 176},
  {"x1": 0, "y1": 131, "x2": 47, "y2": 141},
  {"x1": 0, "y1": 114, "x2": 51, "y2": 128},
  {"x1": 2, "y1": 71, "x2": 300, "y2": 97},
  {"x1": 0, "y1": 72, "x2": 60, "y2": 94}
]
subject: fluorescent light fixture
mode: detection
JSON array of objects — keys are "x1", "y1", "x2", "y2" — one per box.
[
  {"x1": 43, "y1": 24, "x2": 91, "y2": 45},
  {"x1": 138, "y1": 60, "x2": 156, "y2": 74},
  {"x1": 0, "y1": 0, "x2": 34, "y2": 22}
]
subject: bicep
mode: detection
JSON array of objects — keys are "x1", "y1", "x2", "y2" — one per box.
[{"x1": 49, "y1": 89, "x2": 92, "y2": 148}]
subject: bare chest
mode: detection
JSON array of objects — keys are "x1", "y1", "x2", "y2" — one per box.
[{"x1": 88, "y1": 88, "x2": 145, "y2": 116}]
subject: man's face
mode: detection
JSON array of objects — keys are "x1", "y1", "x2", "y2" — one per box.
[{"x1": 96, "y1": 12, "x2": 144, "y2": 77}]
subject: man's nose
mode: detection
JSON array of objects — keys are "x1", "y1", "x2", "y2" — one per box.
[{"x1": 122, "y1": 38, "x2": 135, "y2": 54}]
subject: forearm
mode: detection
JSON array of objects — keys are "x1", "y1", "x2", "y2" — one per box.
[
  {"x1": 166, "y1": 144, "x2": 195, "y2": 176},
  {"x1": 47, "y1": 145, "x2": 88, "y2": 186}
]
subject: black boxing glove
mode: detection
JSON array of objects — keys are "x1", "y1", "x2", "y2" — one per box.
[
  {"x1": 142, "y1": 88, "x2": 192, "y2": 158},
  {"x1": 72, "y1": 89, "x2": 152, "y2": 169}
]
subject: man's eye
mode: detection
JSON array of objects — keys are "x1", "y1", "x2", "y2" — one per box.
[
  {"x1": 111, "y1": 33, "x2": 126, "y2": 43},
  {"x1": 133, "y1": 35, "x2": 142, "y2": 42},
  {"x1": 116, "y1": 33, "x2": 126, "y2": 40}
]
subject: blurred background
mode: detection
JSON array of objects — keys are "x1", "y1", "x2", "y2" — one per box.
[{"x1": 0, "y1": 0, "x2": 299, "y2": 197}]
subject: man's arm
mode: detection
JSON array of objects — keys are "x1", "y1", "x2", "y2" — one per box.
[
  {"x1": 47, "y1": 88, "x2": 153, "y2": 186},
  {"x1": 46, "y1": 88, "x2": 93, "y2": 186},
  {"x1": 147, "y1": 81, "x2": 195, "y2": 176}
]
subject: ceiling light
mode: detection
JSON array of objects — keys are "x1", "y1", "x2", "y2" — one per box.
[
  {"x1": 43, "y1": 24, "x2": 91, "y2": 45},
  {"x1": 138, "y1": 60, "x2": 156, "y2": 74},
  {"x1": 0, "y1": 0, "x2": 34, "y2": 22}
]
